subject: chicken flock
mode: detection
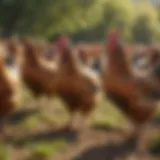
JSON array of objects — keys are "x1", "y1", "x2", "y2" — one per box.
[{"x1": 0, "y1": 31, "x2": 160, "y2": 153}]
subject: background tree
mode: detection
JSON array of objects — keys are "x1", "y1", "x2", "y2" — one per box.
[
  {"x1": 0, "y1": 0, "x2": 160, "y2": 42},
  {"x1": 132, "y1": 1, "x2": 160, "y2": 43},
  {"x1": 0, "y1": 0, "x2": 105, "y2": 38},
  {"x1": 72, "y1": 0, "x2": 134, "y2": 42}
]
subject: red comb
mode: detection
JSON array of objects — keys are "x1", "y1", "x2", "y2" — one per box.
[
  {"x1": 107, "y1": 30, "x2": 119, "y2": 41},
  {"x1": 56, "y1": 36, "x2": 70, "y2": 54},
  {"x1": 106, "y1": 30, "x2": 120, "y2": 53}
]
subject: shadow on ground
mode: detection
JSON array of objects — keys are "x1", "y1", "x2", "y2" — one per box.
[
  {"x1": 7, "y1": 127, "x2": 78, "y2": 146},
  {"x1": 73, "y1": 139, "x2": 138, "y2": 160},
  {"x1": 6, "y1": 108, "x2": 39, "y2": 125},
  {"x1": 91, "y1": 123, "x2": 124, "y2": 133}
]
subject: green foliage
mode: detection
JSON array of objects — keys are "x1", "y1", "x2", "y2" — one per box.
[
  {"x1": 132, "y1": 1, "x2": 160, "y2": 43},
  {"x1": 0, "y1": 0, "x2": 160, "y2": 42},
  {"x1": 72, "y1": 0, "x2": 134, "y2": 42},
  {"x1": 72, "y1": 0, "x2": 160, "y2": 42},
  {"x1": 0, "y1": 0, "x2": 105, "y2": 38},
  {"x1": 103, "y1": 0, "x2": 134, "y2": 39}
]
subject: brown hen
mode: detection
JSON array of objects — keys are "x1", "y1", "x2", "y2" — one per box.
[
  {"x1": 56, "y1": 36, "x2": 101, "y2": 131},
  {"x1": 103, "y1": 31, "x2": 159, "y2": 153},
  {"x1": 20, "y1": 39, "x2": 58, "y2": 103}
]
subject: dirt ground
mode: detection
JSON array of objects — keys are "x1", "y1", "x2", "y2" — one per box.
[{"x1": 0, "y1": 98, "x2": 160, "y2": 160}]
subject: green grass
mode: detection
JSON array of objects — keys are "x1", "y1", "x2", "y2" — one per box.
[
  {"x1": 28, "y1": 139, "x2": 67, "y2": 160},
  {"x1": 18, "y1": 113, "x2": 41, "y2": 129},
  {"x1": 21, "y1": 85, "x2": 35, "y2": 104},
  {"x1": 91, "y1": 96, "x2": 127, "y2": 128},
  {"x1": 18, "y1": 98, "x2": 69, "y2": 130},
  {"x1": 0, "y1": 144, "x2": 10, "y2": 160}
]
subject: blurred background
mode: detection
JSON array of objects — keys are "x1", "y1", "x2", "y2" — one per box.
[
  {"x1": 0, "y1": 0, "x2": 160, "y2": 160},
  {"x1": 0, "y1": 0, "x2": 160, "y2": 43}
]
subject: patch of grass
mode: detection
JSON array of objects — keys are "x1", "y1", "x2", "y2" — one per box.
[
  {"x1": 18, "y1": 113, "x2": 41, "y2": 129},
  {"x1": 28, "y1": 139, "x2": 67, "y2": 160},
  {"x1": 16, "y1": 97, "x2": 69, "y2": 130},
  {"x1": 91, "y1": 98, "x2": 126, "y2": 128},
  {"x1": 0, "y1": 144, "x2": 10, "y2": 160},
  {"x1": 22, "y1": 86, "x2": 34, "y2": 104},
  {"x1": 37, "y1": 98, "x2": 70, "y2": 125},
  {"x1": 149, "y1": 137, "x2": 160, "y2": 155},
  {"x1": 38, "y1": 108, "x2": 68, "y2": 125}
]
